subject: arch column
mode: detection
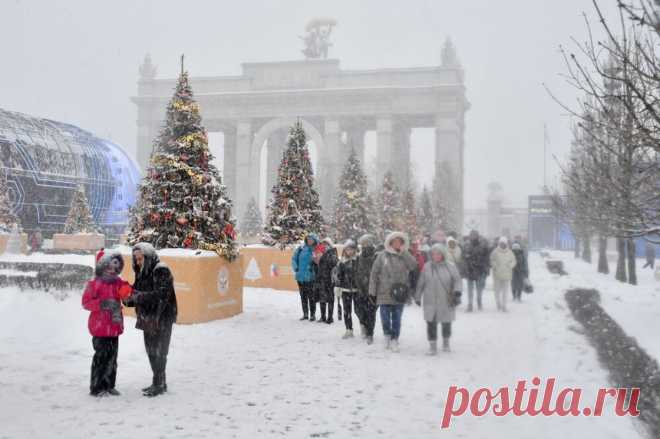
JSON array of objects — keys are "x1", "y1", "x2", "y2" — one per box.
[
  {"x1": 392, "y1": 122, "x2": 412, "y2": 188},
  {"x1": 375, "y1": 117, "x2": 392, "y2": 184},
  {"x1": 435, "y1": 115, "x2": 464, "y2": 231},
  {"x1": 235, "y1": 119, "x2": 255, "y2": 220},
  {"x1": 222, "y1": 127, "x2": 237, "y2": 202},
  {"x1": 345, "y1": 125, "x2": 366, "y2": 165},
  {"x1": 320, "y1": 119, "x2": 341, "y2": 211}
]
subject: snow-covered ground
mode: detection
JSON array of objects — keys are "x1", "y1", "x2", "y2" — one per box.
[
  {"x1": 0, "y1": 253, "x2": 648, "y2": 438},
  {"x1": 538, "y1": 251, "x2": 659, "y2": 363}
]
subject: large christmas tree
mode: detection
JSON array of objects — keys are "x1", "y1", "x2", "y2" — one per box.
[
  {"x1": 375, "y1": 171, "x2": 404, "y2": 239},
  {"x1": 241, "y1": 197, "x2": 263, "y2": 238},
  {"x1": 128, "y1": 62, "x2": 238, "y2": 260},
  {"x1": 0, "y1": 171, "x2": 18, "y2": 234},
  {"x1": 63, "y1": 185, "x2": 97, "y2": 234},
  {"x1": 330, "y1": 148, "x2": 374, "y2": 241},
  {"x1": 262, "y1": 121, "x2": 324, "y2": 248}
]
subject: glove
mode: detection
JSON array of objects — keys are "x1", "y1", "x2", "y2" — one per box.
[{"x1": 453, "y1": 291, "x2": 462, "y2": 306}]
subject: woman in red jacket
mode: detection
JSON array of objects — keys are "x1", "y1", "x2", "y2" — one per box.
[{"x1": 82, "y1": 250, "x2": 132, "y2": 397}]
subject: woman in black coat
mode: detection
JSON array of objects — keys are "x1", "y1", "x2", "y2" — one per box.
[
  {"x1": 511, "y1": 243, "x2": 529, "y2": 302},
  {"x1": 314, "y1": 238, "x2": 338, "y2": 324},
  {"x1": 123, "y1": 242, "x2": 177, "y2": 397}
]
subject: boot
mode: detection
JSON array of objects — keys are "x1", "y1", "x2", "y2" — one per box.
[
  {"x1": 390, "y1": 339, "x2": 400, "y2": 353},
  {"x1": 467, "y1": 303, "x2": 473, "y2": 313},
  {"x1": 385, "y1": 338, "x2": 392, "y2": 350},
  {"x1": 360, "y1": 324, "x2": 367, "y2": 339},
  {"x1": 342, "y1": 329, "x2": 354, "y2": 339},
  {"x1": 326, "y1": 316, "x2": 334, "y2": 324},
  {"x1": 442, "y1": 337, "x2": 450, "y2": 352},
  {"x1": 309, "y1": 314, "x2": 316, "y2": 322},
  {"x1": 337, "y1": 300, "x2": 342, "y2": 321},
  {"x1": 427, "y1": 341, "x2": 438, "y2": 356},
  {"x1": 299, "y1": 315, "x2": 309, "y2": 321},
  {"x1": 319, "y1": 304, "x2": 327, "y2": 323},
  {"x1": 107, "y1": 388, "x2": 121, "y2": 396},
  {"x1": 366, "y1": 335, "x2": 374, "y2": 345}
]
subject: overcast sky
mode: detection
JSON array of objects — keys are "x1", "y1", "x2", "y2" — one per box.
[{"x1": 0, "y1": 0, "x2": 620, "y2": 208}]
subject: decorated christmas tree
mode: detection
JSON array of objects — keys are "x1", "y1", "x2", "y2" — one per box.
[
  {"x1": 0, "y1": 171, "x2": 18, "y2": 234},
  {"x1": 432, "y1": 162, "x2": 460, "y2": 234},
  {"x1": 418, "y1": 186, "x2": 435, "y2": 236},
  {"x1": 128, "y1": 60, "x2": 238, "y2": 260},
  {"x1": 401, "y1": 185, "x2": 420, "y2": 241},
  {"x1": 375, "y1": 171, "x2": 404, "y2": 239},
  {"x1": 241, "y1": 197, "x2": 263, "y2": 238},
  {"x1": 262, "y1": 121, "x2": 324, "y2": 248},
  {"x1": 330, "y1": 148, "x2": 374, "y2": 242},
  {"x1": 63, "y1": 185, "x2": 97, "y2": 234}
]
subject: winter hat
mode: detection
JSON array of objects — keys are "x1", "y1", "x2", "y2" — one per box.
[
  {"x1": 343, "y1": 239, "x2": 357, "y2": 249},
  {"x1": 447, "y1": 237, "x2": 456, "y2": 245},
  {"x1": 358, "y1": 234, "x2": 377, "y2": 248},
  {"x1": 512, "y1": 243, "x2": 522, "y2": 251},
  {"x1": 498, "y1": 236, "x2": 509, "y2": 246},
  {"x1": 430, "y1": 243, "x2": 449, "y2": 261},
  {"x1": 322, "y1": 237, "x2": 334, "y2": 247},
  {"x1": 95, "y1": 250, "x2": 124, "y2": 278}
]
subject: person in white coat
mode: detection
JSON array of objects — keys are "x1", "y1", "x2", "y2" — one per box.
[
  {"x1": 414, "y1": 244, "x2": 462, "y2": 355},
  {"x1": 489, "y1": 237, "x2": 517, "y2": 312}
]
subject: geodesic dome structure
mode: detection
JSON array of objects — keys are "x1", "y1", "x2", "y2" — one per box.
[{"x1": 0, "y1": 108, "x2": 141, "y2": 235}]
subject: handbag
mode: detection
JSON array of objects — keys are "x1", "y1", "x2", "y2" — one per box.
[
  {"x1": 433, "y1": 264, "x2": 462, "y2": 307},
  {"x1": 390, "y1": 282, "x2": 410, "y2": 304},
  {"x1": 523, "y1": 277, "x2": 534, "y2": 294}
]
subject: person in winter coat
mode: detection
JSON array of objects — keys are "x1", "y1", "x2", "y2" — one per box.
[
  {"x1": 490, "y1": 237, "x2": 517, "y2": 312},
  {"x1": 335, "y1": 240, "x2": 359, "y2": 339},
  {"x1": 511, "y1": 243, "x2": 529, "y2": 302},
  {"x1": 446, "y1": 237, "x2": 464, "y2": 274},
  {"x1": 368, "y1": 232, "x2": 419, "y2": 352},
  {"x1": 408, "y1": 241, "x2": 426, "y2": 295},
  {"x1": 123, "y1": 243, "x2": 177, "y2": 397},
  {"x1": 292, "y1": 234, "x2": 319, "y2": 321},
  {"x1": 462, "y1": 230, "x2": 490, "y2": 312},
  {"x1": 643, "y1": 242, "x2": 656, "y2": 269},
  {"x1": 82, "y1": 250, "x2": 132, "y2": 397},
  {"x1": 355, "y1": 234, "x2": 379, "y2": 344},
  {"x1": 314, "y1": 237, "x2": 339, "y2": 324},
  {"x1": 414, "y1": 244, "x2": 462, "y2": 355}
]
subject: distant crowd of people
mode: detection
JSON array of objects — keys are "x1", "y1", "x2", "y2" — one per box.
[{"x1": 292, "y1": 229, "x2": 530, "y2": 355}]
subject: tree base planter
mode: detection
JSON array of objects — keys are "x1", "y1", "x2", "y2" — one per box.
[
  {"x1": 119, "y1": 249, "x2": 244, "y2": 324},
  {"x1": 0, "y1": 233, "x2": 28, "y2": 255},
  {"x1": 53, "y1": 233, "x2": 105, "y2": 252},
  {"x1": 241, "y1": 246, "x2": 298, "y2": 292}
]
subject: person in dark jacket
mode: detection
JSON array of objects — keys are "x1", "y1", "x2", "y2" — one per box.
[
  {"x1": 292, "y1": 234, "x2": 319, "y2": 321},
  {"x1": 355, "y1": 234, "x2": 379, "y2": 344},
  {"x1": 511, "y1": 243, "x2": 529, "y2": 302},
  {"x1": 643, "y1": 242, "x2": 656, "y2": 269},
  {"x1": 462, "y1": 230, "x2": 490, "y2": 312},
  {"x1": 335, "y1": 240, "x2": 359, "y2": 338},
  {"x1": 123, "y1": 243, "x2": 177, "y2": 397},
  {"x1": 82, "y1": 250, "x2": 132, "y2": 397},
  {"x1": 314, "y1": 237, "x2": 339, "y2": 324}
]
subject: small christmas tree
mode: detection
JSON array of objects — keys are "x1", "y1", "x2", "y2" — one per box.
[
  {"x1": 241, "y1": 197, "x2": 263, "y2": 238},
  {"x1": 330, "y1": 148, "x2": 374, "y2": 242},
  {"x1": 262, "y1": 121, "x2": 324, "y2": 248},
  {"x1": 401, "y1": 185, "x2": 420, "y2": 241},
  {"x1": 418, "y1": 186, "x2": 435, "y2": 236},
  {"x1": 0, "y1": 171, "x2": 18, "y2": 234},
  {"x1": 375, "y1": 171, "x2": 404, "y2": 239},
  {"x1": 432, "y1": 162, "x2": 460, "y2": 234},
  {"x1": 63, "y1": 185, "x2": 97, "y2": 234},
  {"x1": 128, "y1": 59, "x2": 238, "y2": 260}
]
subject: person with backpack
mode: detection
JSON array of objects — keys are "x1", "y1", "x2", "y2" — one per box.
[
  {"x1": 368, "y1": 232, "x2": 418, "y2": 352},
  {"x1": 355, "y1": 234, "x2": 379, "y2": 344},
  {"x1": 292, "y1": 234, "x2": 319, "y2": 321},
  {"x1": 414, "y1": 244, "x2": 462, "y2": 355}
]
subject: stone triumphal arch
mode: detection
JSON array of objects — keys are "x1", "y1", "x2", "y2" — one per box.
[{"x1": 132, "y1": 39, "x2": 469, "y2": 226}]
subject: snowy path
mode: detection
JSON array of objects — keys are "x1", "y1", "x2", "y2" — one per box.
[{"x1": 0, "y1": 254, "x2": 644, "y2": 438}]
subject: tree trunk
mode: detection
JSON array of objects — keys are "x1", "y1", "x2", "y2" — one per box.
[
  {"x1": 597, "y1": 236, "x2": 609, "y2": 274},
  {"x1": 574, "y1": 236, "x2": 581, "y2": 259},
  {"x1": 627, "y1": 238, "x2": 637, "y2": 285},
  {"x1": 615, "y1": 237, "x2": 627, "y2": 283},
  {"x1": 582, "y1": 235, "x2": 592, "y2": 263}
]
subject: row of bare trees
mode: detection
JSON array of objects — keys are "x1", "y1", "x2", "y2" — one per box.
[{"x1": 548, "y1": 0, "x2": 659, "y2": 285}]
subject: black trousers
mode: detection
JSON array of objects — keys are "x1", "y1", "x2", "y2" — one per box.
[
  {"x1": 90, "y1": 336, "x2": 118, "y2": 394},
  {"x1": 426, "y1": 321, "x2": 452, "y2": 341},
  {"x1": 512, "y1": 284, "x2": 523, "y2": 300},
  {"x1": 319, "y1": 301, "x2": 334, "y2": 321},
  {"x1": 144, "y1": 324, "x2": 173, "y2": 387},
  {"x1": 355, "y1": 294, "x2": 377, "y2": 336},
  {"x1": 341, "y1": 291, "x2": 356, "y2": 330},
  {"x1": 298, "y1": 282, "x2": 316, "y2": 318}
]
